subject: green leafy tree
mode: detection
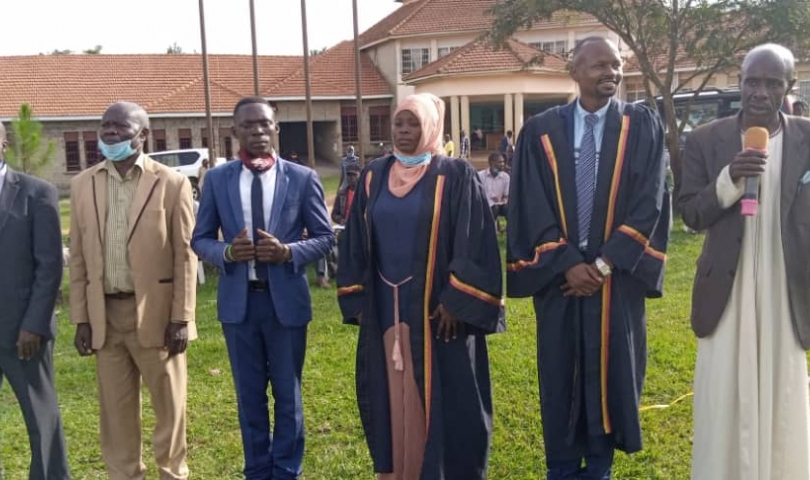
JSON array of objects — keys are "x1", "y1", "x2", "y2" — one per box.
[
  {"x1": 83, "y1": 45, "x2": 103, "y2": 54},
  {"x1": 488, "y1": 0, "x2": 810, "y2": 183},
  {"x1": 50, "y1": 49, "x2": 72, "y2": 55},
  {"x1": 5, "y1": 104, "x2": 56, "y2": 176}
]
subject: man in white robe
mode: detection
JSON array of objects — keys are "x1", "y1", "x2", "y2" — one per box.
[{"x1": 678, "y1": 43, "x2": 810, "y2": 480}]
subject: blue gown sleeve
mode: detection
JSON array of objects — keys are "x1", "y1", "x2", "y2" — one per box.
[{"x1": 506, "y1": 115, "x2": 585, "y2": 298}]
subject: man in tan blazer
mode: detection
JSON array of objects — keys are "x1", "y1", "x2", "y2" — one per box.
[
  {"x1": 69, "y1": 101, "x2": 197, "y2": 480},
  {"x1": 678, "y1": 44, "x2": 810, "y2": 479}
]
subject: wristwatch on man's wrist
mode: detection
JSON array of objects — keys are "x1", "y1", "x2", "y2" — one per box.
[{"x1": 595, "y1": 257, "x2": 612, "y2": 277}]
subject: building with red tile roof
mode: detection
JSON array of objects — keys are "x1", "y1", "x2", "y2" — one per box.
[
  {"x1": 356, "y1": 0, "x2": 622, "y2": 153},
  {"x1": 0, "y1": 0, "x2": 634, "y2": 188},
  {"x1": 0, "y1": 43, "x2": 394, "y2": 188},
  {"x1": 7, "y1": 0, "x2": 794, "y2": 188}
]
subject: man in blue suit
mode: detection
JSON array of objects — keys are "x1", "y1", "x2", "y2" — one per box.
[{"x1": 191, "y1": 97, "x2": 334, "y2": 480}]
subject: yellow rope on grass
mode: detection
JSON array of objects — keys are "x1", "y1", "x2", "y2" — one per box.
[{"x1": 639, "y1": 392, "x2": 694, "y2": 412}]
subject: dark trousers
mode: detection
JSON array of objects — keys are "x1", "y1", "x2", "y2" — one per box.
[
  {"x1": 546, "y1": 441, "x2": 614, "y2": 480},
  {"x1": 490, "y1": 204, "x2": 508, "y2": 220},
  {"x1": 222, "y1": 291, "x2": 308, "y2": 480},
  {"x1": 0, "y1": 342, "x2": 71, "y2": 480}
]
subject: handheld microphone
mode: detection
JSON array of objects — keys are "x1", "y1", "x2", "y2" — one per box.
[{"x1": 741, "y1": 127, "x2": 769, "y2": 217}]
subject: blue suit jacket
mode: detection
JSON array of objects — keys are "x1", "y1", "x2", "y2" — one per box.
[{"x1": 191, "y1": 158, "x2": 335, "y2": 326}]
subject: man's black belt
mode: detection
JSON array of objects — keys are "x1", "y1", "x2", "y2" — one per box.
[
  {"x1": 249, "y1": 280, "x2": 269, "y2": 292},
  {"x1": 105, "y1": 292, "x2": 135, "y2": 300}
]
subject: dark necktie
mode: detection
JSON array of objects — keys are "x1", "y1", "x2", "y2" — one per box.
[
  {"x1": 576, "y1": 113, "x2": 600, "y2": 245},
  {"x1": 251, "y1": 172, "x2": 268, "y2": 280}
]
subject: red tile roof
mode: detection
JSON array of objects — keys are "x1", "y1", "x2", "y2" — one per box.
[
  {"x1": 360, "y1": 0, "x2": 599, "y2": 48},
  {"x1": 403, "y1": 37, "x2": 568, "y2": 83},
  {"x1": 0, "y1": 48, "x2": 391, "y2": 118},
  {"x1": 267, "y1": 41, "x2": 392, "y2": 97},
  {"x1": 623, "y1": 47, "x2": 698, "y2": 74}
]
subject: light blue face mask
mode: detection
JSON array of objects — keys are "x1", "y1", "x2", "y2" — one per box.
[
  {"x1": 100, "y1": 132, "x2": 140, "y2": 162},
  {"x1": 394, "y1": 151, "x2": 432, "y2": 166}
]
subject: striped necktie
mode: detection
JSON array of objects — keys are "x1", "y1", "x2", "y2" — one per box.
[{"x1": 576, "y1": 113, "x2": 599, "y2": 245}]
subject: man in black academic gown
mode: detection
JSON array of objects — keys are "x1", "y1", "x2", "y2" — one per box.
[{"x1": 506, "y1": 37, "x2": 669, "y2": 479}]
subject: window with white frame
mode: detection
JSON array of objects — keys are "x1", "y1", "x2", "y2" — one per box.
[
  {"x1": 624, "y1": 80, "x2": 646, "y2": 102},
  {"x1": 800, "y1": 80, "x2": 810, "y2": 103},
  {"x1": 401, "y1": 48, "x2": 430, "y2": 75},
  {"x1": 530, "y1": 40, "x2": 568, "y2": 55},
  {"x1": 438, "y1": 46, "x2": 459, "y2": 58}
]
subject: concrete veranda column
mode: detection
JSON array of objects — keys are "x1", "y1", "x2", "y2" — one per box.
[
  {"x1": 450, "y1": 95, "x2": 460, "y2": 156},
  {"x1": 461, "y1": 96, "x2": 471, "y2": 140},
  {"x1": 504, "y1": 93, "x2": 514, "y2": 137},
  {"x1": 514, "y1": 93, "x2": 524, "y2": 138}
]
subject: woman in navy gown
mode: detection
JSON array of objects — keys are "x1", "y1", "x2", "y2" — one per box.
[{"x1": 337, "y1": 93, "x2": 505, "y2": 480}]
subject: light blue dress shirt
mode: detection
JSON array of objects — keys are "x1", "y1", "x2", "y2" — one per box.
[{"x1": 573, "y1": 99, "x2": 611, "y2": 167}]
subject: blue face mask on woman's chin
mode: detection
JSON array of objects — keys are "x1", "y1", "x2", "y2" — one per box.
[
  {"x1": 394, "y1": 151, "x2": 432, "y2": 166},
  {"x1": 100, "y1": 131, "x2": 140, "y2": 162}
]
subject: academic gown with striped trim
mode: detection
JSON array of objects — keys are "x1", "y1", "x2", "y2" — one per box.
[
  {"x1": 506, "y1": 100, "x2": 669, "y2": 459},
  {"x1": 337, "y1": 155, "x2": 505, "y2": 479}
]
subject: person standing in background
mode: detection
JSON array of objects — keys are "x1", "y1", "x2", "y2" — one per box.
[
  {"x1": 460, "y1": 130, "x2": 471, "y2": 159},
  {"x1": 443, "y1": 133, "x2": 455, "y2": 157}
]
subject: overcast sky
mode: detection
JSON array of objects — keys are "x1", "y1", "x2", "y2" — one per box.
[{"x1": 0, "y1": 0, "x2": 400, "y2": 56}]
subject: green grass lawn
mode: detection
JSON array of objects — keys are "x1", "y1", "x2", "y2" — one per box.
[{"x1": 3, "y1": 181, "x2": 707, "y2": 479}]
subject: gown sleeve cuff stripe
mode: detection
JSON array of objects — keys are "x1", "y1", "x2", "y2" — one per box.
[
  {"x1": 449, "y1": 274, "x2": 503, "y2": 307},
  {"x1": 617, "y1": 224, "x2": 650, "y2": 247},
  {"x1": 644, "y1": 245, "x2": 667, "y2": 262},
  {"x1": 338, "y1": 284, "x2": 364, "y2": 296},
  {"x1": 506, "y1": 239, "x2": 568, "y2": 272}
]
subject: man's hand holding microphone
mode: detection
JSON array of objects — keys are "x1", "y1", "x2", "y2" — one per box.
[{"x1": 733, "y1": 127, "x2": 770, "y2": 216}]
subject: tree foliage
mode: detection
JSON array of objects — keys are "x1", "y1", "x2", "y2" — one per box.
[
  {"x1": 83, "y1": 45, "x2": 103, "y2": 54},
  {"x1": 487, "y1": 0, "x2": 810, "y2": 181},
  {"x1": 5, "y1": 103, "x2": 56, "y2": 176},
  {"x1": 166, "y1": 42, "x2": 184, "y2": 54}
]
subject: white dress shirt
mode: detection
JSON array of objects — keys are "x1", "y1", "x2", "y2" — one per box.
[
  {"x1": 0, "y1": 161, "x2": 6, "y2": 199},
  {"x1": 240, "y1": 162, "x2": 277, "y2": 280}
]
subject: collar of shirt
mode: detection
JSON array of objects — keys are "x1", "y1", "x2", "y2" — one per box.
[
  {"x1": 102, "y1": 152, "x2": 146, "y2": 181},
  {"x1": 574, "y1": 99, "x2": 611, "y2": 155},
  {"x1": 575, "y1": 98, "x2": 610, "y2": 126},
  {"x1": 241, "y1": 159, "x2": 277, "y2": 178}
]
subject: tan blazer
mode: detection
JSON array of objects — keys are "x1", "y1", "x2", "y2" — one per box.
[
  {"x1": 677, "y1": 114, "x2": 810, "y2": 349},
  {"x1": 69, "y1": 156, "x2": 198, "y2": 350}
]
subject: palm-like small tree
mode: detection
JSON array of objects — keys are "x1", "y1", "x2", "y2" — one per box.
[{"x1": 5, "y1": 103, "x2": 56, "y2": 176}]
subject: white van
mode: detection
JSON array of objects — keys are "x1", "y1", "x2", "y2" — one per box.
[{"x1": 148, "y1": 148, "x2": 226, "y2": 199}]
